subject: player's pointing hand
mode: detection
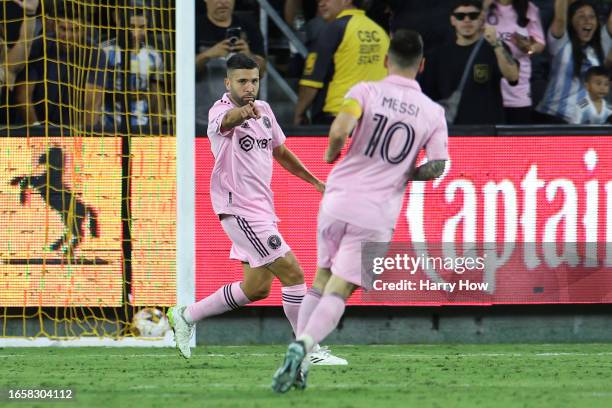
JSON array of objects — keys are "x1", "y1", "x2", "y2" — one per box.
[{"x1": 241, "y1": 101, "x2": 261, "y2": 121}]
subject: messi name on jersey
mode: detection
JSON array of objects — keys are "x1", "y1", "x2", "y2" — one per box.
[{"x1": 382, "y1": 97, "x2": 420, "y2": 117}]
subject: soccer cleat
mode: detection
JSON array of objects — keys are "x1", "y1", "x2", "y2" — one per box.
[
  {"x1": 308, "y1": 344, "x2": 348, "y2": 365},
  {"x1": 293, "y1": 366, "x2": 309, "y2": 390},
  {"x1": 272, "y1": 341, "x2": 306, "y2": 393},
  {"x1": 167, "y1": 306, "x2": 194, "y2": 359}
]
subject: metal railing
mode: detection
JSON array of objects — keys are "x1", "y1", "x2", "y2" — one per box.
[{"x1": 257, "y1": 0, "x2": 308, "y2": 104}]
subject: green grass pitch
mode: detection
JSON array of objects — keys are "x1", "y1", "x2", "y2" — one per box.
[{"x1": 2, "y1": 344, "x2": 612, "y2": 407}]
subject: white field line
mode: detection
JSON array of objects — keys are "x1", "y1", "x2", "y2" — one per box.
[
  {"x1": 0, "y1": 353, "x2": 277, "y2": 358},
  {"x1": 127, "y1": 383, "x2": 612, "y2": 392},
  {"x1": 389, "y1": 352, "x2": 612, "y2": 358},
  {"x1": 2, "y1": 351, "x2": 612, "y2": 359}
]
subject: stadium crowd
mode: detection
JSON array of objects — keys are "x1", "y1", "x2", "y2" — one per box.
[
  {"x1": 196, "y1": 0, "x2": 612, "y2": 126},
  {"x1": 0, "y1": 0, "x2": 610, "y2": 129},
  {"x1": 0, "y1": 0, "x2": 172, "y2": 130}
]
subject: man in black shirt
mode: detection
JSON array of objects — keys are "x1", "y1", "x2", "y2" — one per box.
[
  {"x1": 1, "y1": 0, "x2": 39, "y2": 127},
  {"x1": 195, "y1": 0, "x2": 267, "y2": 128},
  {"x1": 421, "y1": 0, "x2": 519, "y2": 124},
  {"x1": 17, "y1": 3, "x2": 108, "y2": 129}
]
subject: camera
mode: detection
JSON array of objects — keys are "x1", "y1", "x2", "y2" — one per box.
[{"x1": 226, "y1": 27, "x2": 242, "y2": 46}]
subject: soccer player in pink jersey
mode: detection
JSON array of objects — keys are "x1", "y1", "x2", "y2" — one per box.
[
  {"x1": 168, "y1": 53, "x2": 346, "y2": 366},
  {"x1": 272, "y1": 29, "x2": 449, "y2": 393}
]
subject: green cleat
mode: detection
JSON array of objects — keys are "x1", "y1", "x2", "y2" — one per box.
[
  {"x1": 167, "y1": 306, "x2": 194, "y2": 359},
  {"x1": 272, "y1": 341, "x2": 307, "y2": 393}
]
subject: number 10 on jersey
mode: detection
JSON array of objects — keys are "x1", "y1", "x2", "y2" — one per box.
[{"x1": 364, "y1": 113, "x2": 415, "y2": 164}]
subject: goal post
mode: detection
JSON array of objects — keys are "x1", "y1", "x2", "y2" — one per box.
[{"x1": 175, "y1": 0, "x2": 196, "y2": 347}]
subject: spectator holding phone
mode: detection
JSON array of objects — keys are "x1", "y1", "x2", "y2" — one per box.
[
  {"x1": 195, "y1": 0, "x2": 266, "y2": 127},
  {"x1": 483, "y1": 0, "x2": 546, "y2": 123}
]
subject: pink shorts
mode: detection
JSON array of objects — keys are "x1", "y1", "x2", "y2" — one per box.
[
  {"x1": 220, "y1": 215, "x2": 291, "y2": 268},
  {"x1": 317, "y1": 211, "x2": 393, "y2": 287}
]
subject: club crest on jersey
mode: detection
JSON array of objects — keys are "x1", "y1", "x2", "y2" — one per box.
[
  {"x1": 267, "y1": 234, "x2": 282, "y2": 250},
  {"x1": 239, "y1": 135, "x2": 255, "y2": 151},
  {"x1": 262, "y1": 116, "x2": 272, "y2": 129}
]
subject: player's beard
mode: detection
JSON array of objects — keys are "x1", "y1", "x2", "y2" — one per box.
[{"x1": 230, "y1": 91, "x2": 257, "y2": 107}]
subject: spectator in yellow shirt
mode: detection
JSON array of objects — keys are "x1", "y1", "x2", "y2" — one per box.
[{"x1": 294, "y1": 0, "x2": 389, "y2": 125}]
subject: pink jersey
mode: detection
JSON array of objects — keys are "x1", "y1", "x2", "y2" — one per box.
[
  {"x1": 321, "y1": 75, "x2": 448, "y2": 231},
  {"x1": 492, "y1": 1, "x2": 545, "y2": 108},
  {"x1": 207, "y1": 93, "x2": 286, "y2": 221}
]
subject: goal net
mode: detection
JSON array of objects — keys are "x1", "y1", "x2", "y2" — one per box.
[{"x1": 0, "y1": 0, "x2": 177, "y2": 344}]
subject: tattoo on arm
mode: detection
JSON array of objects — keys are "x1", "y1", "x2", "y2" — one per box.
[{"x1": 411, "y1": 160, "x2": 446, "y2": 181}]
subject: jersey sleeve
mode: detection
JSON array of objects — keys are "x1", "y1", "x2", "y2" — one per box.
[
  {"x1": 425, "y1": 106, "x2": 449, "y2": 161},
  {"x1": 207, "y1": 101, "x2": 233, "y2": 138},
  {"x1": 601, "y1": 24, "x2": 611, "y2": 55},
  {"x1": 570, "y1": 99, "x2": 589, "y2": 124},
  {"x1": 299, "y1": 20, "x2": 345, "y2": 89},
  {"x1": 345, "y1": 82, "x2": 369, "y2": 108},
  {"x1": 527, "y1": 3, "x2": 545, "y2": 46},
  {"x1": 547, "y1": 29, "x2": 569, "y2": 56},
  {"x1": 271, "y1": 116, "x2": 287, "y2": 149},
  {"x1": 341, "y1": 82, "x2": 369, "y2": 118},
  {"x1": 568, "y1": 107, "x2": 581, "y2": 124},
  {"x1": 262, "y1": 102, "x2": 286, "y2": 148}
]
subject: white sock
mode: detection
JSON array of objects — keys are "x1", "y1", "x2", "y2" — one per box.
[
  {"x1": 296, "y1": 335, "x2": 315, "y2": 353},
  {"x1": 182, "y1": 307, "x2": 195, "y2": 324}
]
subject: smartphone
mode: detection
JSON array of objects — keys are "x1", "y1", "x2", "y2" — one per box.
[
  {"x1": 226, "y1": 27, "x2": 242, "y2": 46},
  {"x1": 513, "y1": 32, "x2": 529, "y2": 42}
]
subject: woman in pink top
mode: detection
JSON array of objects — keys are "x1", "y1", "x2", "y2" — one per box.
[{"x1": 484, "y1": 0, "x2": 546, "y2": 124}]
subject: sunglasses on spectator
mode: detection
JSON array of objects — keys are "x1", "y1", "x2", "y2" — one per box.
[{"x1": 453, "y1": 12, "x2": 481, "y2": 21}]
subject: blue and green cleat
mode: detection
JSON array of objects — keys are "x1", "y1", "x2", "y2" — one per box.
[{"x1": 272, "y1": 341, "x2": 307, "y2": 393}]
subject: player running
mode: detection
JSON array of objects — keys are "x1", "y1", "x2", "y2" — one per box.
[
  {"x1": 272, "y1": 29, "x2": 449, "y2": 392},
  {"x1": 169, "y1": 53, "x2": 346, "y2": 366}
]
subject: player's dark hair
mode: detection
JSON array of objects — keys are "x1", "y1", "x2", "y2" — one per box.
[
  {"x1": 568, "y1": 0, "x2": 604, "y2": 79},
  {"x1": 226, "y1": 53, "x2": 259, "y2": 71},
  {"x1": 388, "y1": 29, "x2": 423, "y2": 69},
  {"x1": 450, "y1": 0, "x2": 482, "y2": 14},
  {"x1": 584, "y1": 65, "x2": 610, "y2": 82}
]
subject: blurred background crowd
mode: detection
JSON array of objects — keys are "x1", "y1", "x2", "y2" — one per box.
[
  {"x1": 197, "y1": 0, "x2": 611, "y2": 127},
  {"x1": 0, "y1": 0, "x2": 173, "y2": 131},
  {"x1": 0, "y1": 0, "x2": 610, "y2": 131}
]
